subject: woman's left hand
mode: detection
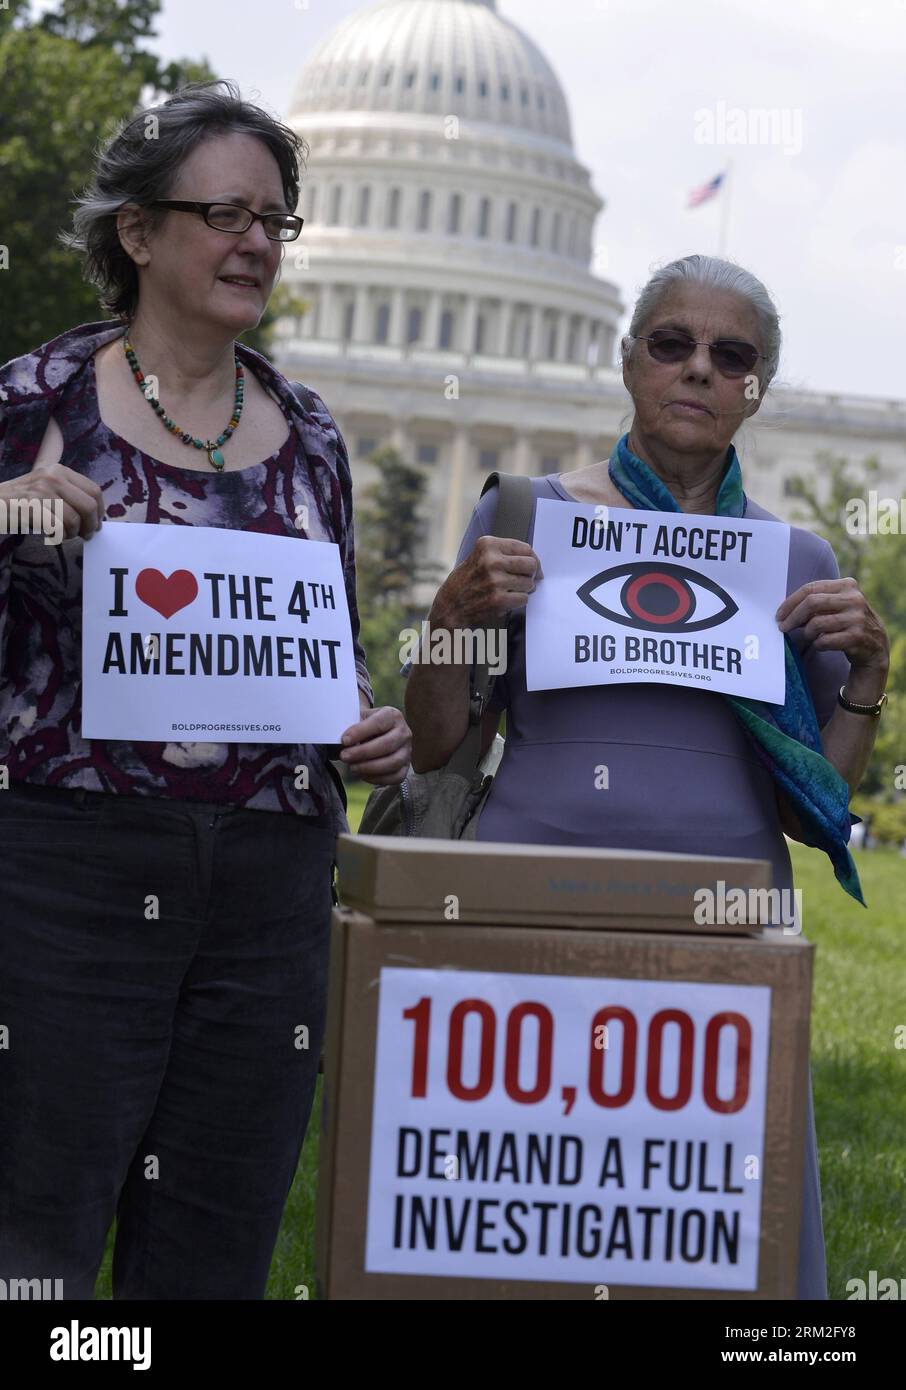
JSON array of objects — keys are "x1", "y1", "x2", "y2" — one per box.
[
  {"x1": 338, "y1": 706, "x2": 412, "y2": 785},
  {"x1": 776, "y1": 577, "x2": 889, "y2": 675}
]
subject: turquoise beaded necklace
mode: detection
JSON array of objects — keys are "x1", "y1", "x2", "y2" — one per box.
[{"x1": 123, "y1": 331, "x2": 244, "y2": 471}]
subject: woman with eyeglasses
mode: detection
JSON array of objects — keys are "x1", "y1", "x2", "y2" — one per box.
[
  {"x1": 405, "y1": 255, "x2": 889, "y2": 1299},
  {"x1": 0, "y1": 81, "x2": 411, "y2": 1299}
]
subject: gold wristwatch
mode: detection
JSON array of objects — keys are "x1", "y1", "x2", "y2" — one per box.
[{"x1": 838, "y1": 685, "x2": 888, "y2": 717}]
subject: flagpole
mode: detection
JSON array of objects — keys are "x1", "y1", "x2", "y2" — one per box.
[{"x1": 718, "y1": 159, "x2": 733, "y2": 258}]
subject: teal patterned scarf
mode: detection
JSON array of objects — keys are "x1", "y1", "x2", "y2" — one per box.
[{"x1": 608, "y1": 433, "x2": 865, "y2": 906}]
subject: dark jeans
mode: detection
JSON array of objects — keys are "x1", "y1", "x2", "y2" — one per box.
[{"x1": 0, "y1": 779, "x2": 335, "y2": 1300}]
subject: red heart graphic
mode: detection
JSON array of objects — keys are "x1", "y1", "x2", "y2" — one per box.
[{"x1": 135, "y1": 568, "x2": 199, "y2": 619}]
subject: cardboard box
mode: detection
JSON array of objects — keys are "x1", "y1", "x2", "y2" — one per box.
[
  {"x1": 318, "y1": 839, "x2": 812, "y2": 1301},
  {"x1": 337, "y1": 834, "x2": 777, "y2": 934}
]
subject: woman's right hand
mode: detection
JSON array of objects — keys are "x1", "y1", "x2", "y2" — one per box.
[
  {"x1": 0, "y1": 422, "x2": 105, "y2": 540},
  {"x1": 430, "y1": 536, "x2": 543, "y2": 629}
]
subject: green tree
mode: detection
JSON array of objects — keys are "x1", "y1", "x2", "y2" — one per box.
[
  {"x1": 38, "y1": 0, "x2": 214, "y2": 95},
  {"x1": 353, "y1": 446, "x2": 443, "y2": 711},
  {"x1": 355, "y1": 446, "x2": 442, "y2": 606},
  {"x1": 786, "y1": 452, "x2": 905, "y2": 805},
  {"x1": 784, "y1": 451, "x2": 881, "y2": 586},
  {"x1": 356, "y1": 599, "x2": 415, "y2": 716},
  {"x1": 852, "y1": 531, "x2": 906, "y2": 807},
  {"x1": 0, "y1": 0, "x2": 214, "y2": 363},
  {"x1": 240, "y1": 283, "x2": 311, "y2": 361},
  {"x1": 0, "y1": 0, "x2": 31, "y2": 32}
]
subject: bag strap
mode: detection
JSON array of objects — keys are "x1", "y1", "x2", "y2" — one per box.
[{"x1": 446, "y1": 472, "x2": 534, "y2": 778}]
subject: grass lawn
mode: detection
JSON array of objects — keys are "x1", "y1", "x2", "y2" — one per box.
[
  {"x1": 787, "y1": 839, "x2": 906, "y2": 1299},
  {"x1": 93, "y1": 783, "x2": 905, "y2": 1299}
]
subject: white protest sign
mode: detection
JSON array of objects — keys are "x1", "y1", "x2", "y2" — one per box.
[
  {"x1": 81, "y1": 522, "x2": 360, "y2": 743},
  {"x1": 526, "y1": 500, "x2": 790, "y2": 702},
  {"x1": 366, "y1": 968, "x2": 770, "y2": 1290}
]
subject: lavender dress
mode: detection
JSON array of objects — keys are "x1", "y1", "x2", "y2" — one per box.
[{"x1": 455, "y1": 473, "x2": 851, "y2": 1300}]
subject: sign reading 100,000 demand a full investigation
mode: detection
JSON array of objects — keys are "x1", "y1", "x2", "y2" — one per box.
[{"x1": 366, "y1": 969, "x2": 770, "y2": 1291}]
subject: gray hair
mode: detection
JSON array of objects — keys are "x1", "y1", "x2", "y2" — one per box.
[
  {"x1": 625, "y1": 254, "x2": 781, "y2": 388},
  {"x1": 59, "y1": 80, "x2": 309, "y2": 319}
]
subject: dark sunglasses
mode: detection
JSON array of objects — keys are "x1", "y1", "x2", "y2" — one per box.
[
  {"x1": 149, "y1": 200, "x2": 304, "y2": 242},
  {"x1": 635, "y1": 328, "x2": 764, "y2": 378}
]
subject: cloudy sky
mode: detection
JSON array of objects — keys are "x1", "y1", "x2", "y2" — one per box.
[{"x1": 140, "y1": 0, "x2": 906, "y2": 401}]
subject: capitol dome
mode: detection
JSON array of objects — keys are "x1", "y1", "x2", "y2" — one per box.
[
  {"x1": 278, "y1": 0, "x2": 626, "y2": 573},
  {"x1": 274, "y1": 0, "x2": 906, "y2": 585},
  {"x1": 289, "y1": 0, "x2": 574, "y2": 148}
]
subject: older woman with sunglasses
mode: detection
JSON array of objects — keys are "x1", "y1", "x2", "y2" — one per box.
[
  {"x1": 405, "y1": 255, "x2": 889, "y2": 1299},
  {"x1": 0, "y1": 81, "x2": 410, "y2": 1300}
]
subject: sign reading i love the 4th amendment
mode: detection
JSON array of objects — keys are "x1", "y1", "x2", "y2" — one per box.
[{"x1": 81, "y1": 522, "x2": 360, "y2": 743}]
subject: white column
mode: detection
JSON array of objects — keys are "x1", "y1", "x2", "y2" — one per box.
[
  {"x1": 497, "y1": 299, "x2": 514, "y2": 356},
  {"x1": 317, "y1": 284, "x2": 335, "y2": 340},
  {"x1": 461, "y1": 296, "x2": 479, "y2": 356},
  {"x1": 388, "y1": 287, "x2": 406, "y2": 346},
  {"x1": 597, "y1": 323, "x2": 617, "y2": 368},
  {"x1": 352, "y1": 285, "x2": 371, "y2": 344},
  {"x1": 527, "y1": 305, "x2": 543, "y2": 361},
  {"x1": 442, "y1": 427, "x2": 471, "y2": 564},
  {"x1": 403, "y1": 186, "x2": 418, "y2": 233},
  {"x1": 575, "y1": 437, "x2": 596, "y2": 469},
  {"x1": 425, "y1": 291, "x2": 443, "y2": 349},
  {"x1": 512, "y1": 432, "x2": 534, "y2": 476},
  {"x1": 392, "y1": 185, "x2": 408, "y2": 232},
  {"x1": 460, "y1": 190, "x2": 475, "y2": 240},
  {"x1": 338, "y1": 293, "x2": 352, "y2": 344},
  {"x1": 390, "y1": 422, "x2": 408, "y2": 454},
  {"x1": 553, "y1": 311, "x2": 569, "y2": 362},
  {"x1": 576, "y1": 317, "x2": 591, "y2": 367}
]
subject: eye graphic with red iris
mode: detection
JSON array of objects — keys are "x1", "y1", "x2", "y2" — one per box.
[{"x1": 576, "y1": 562, "x2": 738, "y2": 633}]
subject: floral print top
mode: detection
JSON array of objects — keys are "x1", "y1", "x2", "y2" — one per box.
[{"x1": 0, "y1": 319, "x2": 373, "y2": 828}]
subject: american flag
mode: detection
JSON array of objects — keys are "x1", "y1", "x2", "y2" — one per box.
[{"x1": 687, "y1": 172, "x2": 725, "y2": 208}]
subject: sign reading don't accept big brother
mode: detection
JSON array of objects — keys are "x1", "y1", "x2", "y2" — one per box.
[
  {"x1": 81, "y1": 522, "x2": 361, "y2": 744},
  {"x1": 526, "y1": 499, "x2": 791, "y2": 703}
]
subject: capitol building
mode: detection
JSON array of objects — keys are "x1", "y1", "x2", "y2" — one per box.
[{"x1": 276, "y1": 0, "x2": 906, "y2": 571}]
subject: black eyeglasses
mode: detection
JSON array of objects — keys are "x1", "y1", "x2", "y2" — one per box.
[
  {"x1": 149, "y1": 200, "x2": 304, "y2": 242},
  {"x1": 634, "y1": 329, "x2": 764, "y2": 378}
]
